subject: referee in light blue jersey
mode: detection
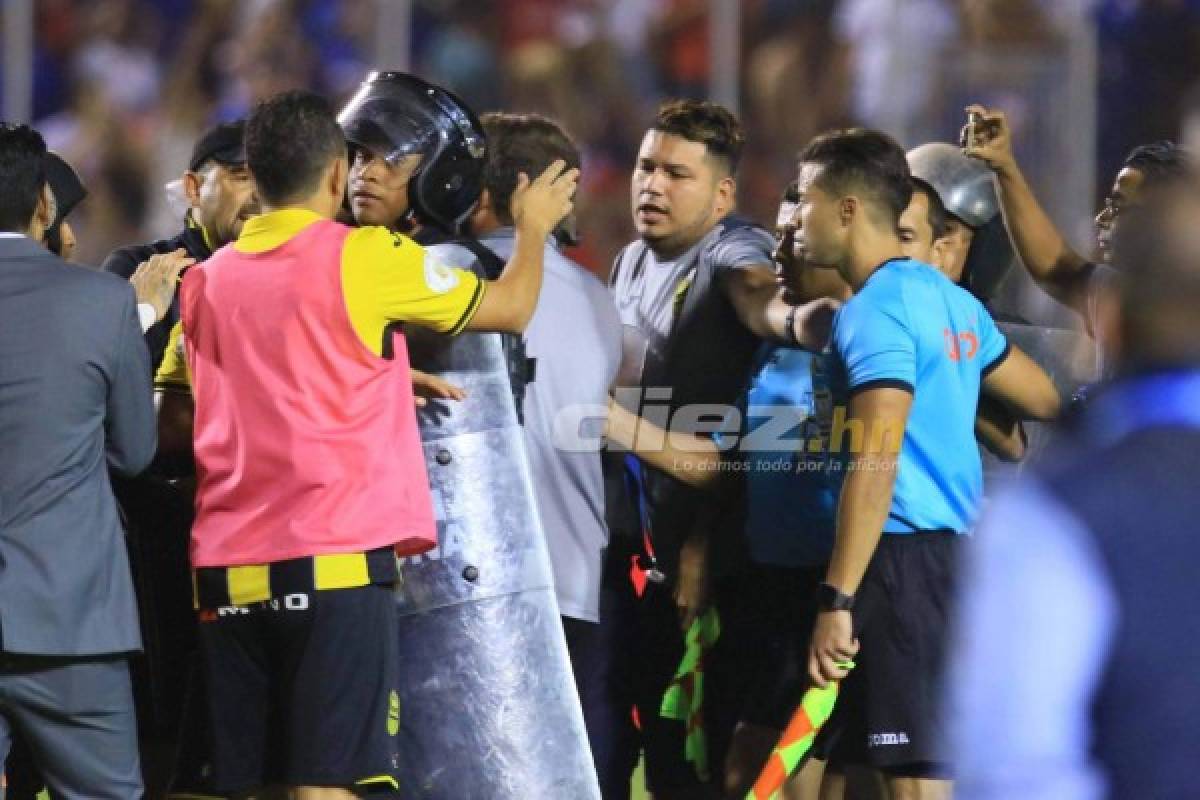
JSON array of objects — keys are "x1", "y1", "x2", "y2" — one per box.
[{"x1": 791, "y1": 128, "x2": 1061, "y2": 797}]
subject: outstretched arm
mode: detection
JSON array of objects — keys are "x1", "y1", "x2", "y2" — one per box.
[
  {"x1": 605, "y1": 400, "x2": 723, "y2": 489},
  {"x1": 723, "y1": 266, "x2": 840, "y2": 351},
  {"x1": 963, "y1": 104, "x2": 1095, "y2": 322}
]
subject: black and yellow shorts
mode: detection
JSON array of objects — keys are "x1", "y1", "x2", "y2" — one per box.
[{"x1": 197, "y1": 583, "x2": 401, "y2": 794}]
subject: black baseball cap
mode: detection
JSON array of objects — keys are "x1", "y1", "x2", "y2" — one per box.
[
  {"x1": 45, "y1": 152, "x2": 86, "y2": 223},
  {"x1": 44, "y1": 152, "x2": 86, "y2": 256},
  {"x1": 188, "y1": 120, "x2": 247, "y2": 172}
]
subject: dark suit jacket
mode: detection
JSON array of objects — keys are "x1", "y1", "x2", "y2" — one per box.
[{"x1": 0, "y1": 234, "x2": 155, "y2": 655}]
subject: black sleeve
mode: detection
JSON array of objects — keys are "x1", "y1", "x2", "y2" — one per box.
[
  {"x1": 981, "y1": 339, "x2": 1013, "y2": 378},
  {"x1": 101, "y1": 242, "x2": 175, "y2": 369},
  {"x1": 100, "y1": 246, "x2": 144, "y2": 280}
]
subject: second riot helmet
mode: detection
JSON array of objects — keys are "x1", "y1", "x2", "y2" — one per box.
[{"x1": 907, "y1": 142, "x2": 1015, "y2": 302}]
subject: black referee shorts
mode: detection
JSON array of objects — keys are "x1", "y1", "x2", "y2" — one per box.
[
  {"x1": 197, "y1": 584, "x2": 401, "y2": 794},
  {"x1": 821, "y1": 531, "x2": 961, "y2": 777}
]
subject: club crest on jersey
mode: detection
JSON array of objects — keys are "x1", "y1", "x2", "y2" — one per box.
[{"x1": 424, "y1": 253, "x2": 460, "y2": 294}]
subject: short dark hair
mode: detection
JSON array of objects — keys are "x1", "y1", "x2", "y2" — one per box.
[
  {"x1": 1122, "y1": 141, "x2": 1192, "y2": 189},
  {"x1": 651, "y1": 99, "x2": 744, "y2": 174},
  {"x1": 0, "y1": 124, "x2": 48, "y2": 232},
  {"x1": 480, "y1": 112, "x2": 581, "y2": 225},
  {"x1": 910, "y1": 178, "x2": 951, "y2": 240},
  {"x1": 797, "y1": 128, "x2": 912, "y2": 227},
  {"x1": 245, "y1": 91, "x2": 344, "y2": 206}
]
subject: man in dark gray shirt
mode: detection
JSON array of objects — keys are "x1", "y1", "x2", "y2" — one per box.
[{"x1": 603, "y1": 100, "x2": 835, "y2": 800}]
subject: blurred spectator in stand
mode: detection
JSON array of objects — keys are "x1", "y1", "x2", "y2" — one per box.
[
  {"x1": 212, "y1": 0, "x2": 316, "y2": 120},
  {"x1": 834, "y1": 0, "x2": 960, "y2": 146},
  {"x1": 740, "y1": 2, "x2": 854, "y2": 233},
  {"x1": 302, "y1": 0, "x2": 375, "y2": 98},
  {"x1": 958, "y1": 0, "x2": 1060, "y2": 45},
  {"x1": 745, "y1": 1, "x2": 850, "y2": 157},
  {"x1": 144, "y1": 0, "x2": 237, "y2": 237},
  {"x1": 650, "y1": 0, "x2": 708, "y2": 98},
  {"x1": 74, "y1": 0, "x2": 163, "y2": 117},
  {"x1": 419, "y1": 1, "x2": 504, "y2": 112}
]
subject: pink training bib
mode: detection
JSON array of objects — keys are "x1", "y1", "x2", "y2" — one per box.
[{"x1": 181, "y1": 219, "x2": 436, "y2": 567}]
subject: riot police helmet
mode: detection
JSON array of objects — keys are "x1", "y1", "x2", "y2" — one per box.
[
  {"x1": 339, "y1": 71, "x2": 486, "y2": 233},
  {"x1": 907, "y1": 141, "x2": 1015, "y2": 301}
]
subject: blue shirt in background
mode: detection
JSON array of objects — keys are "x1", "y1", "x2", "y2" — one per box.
[
  {"x1": 830, "y1": 258, "x2": 1009, "y2": 535},
  {"x1": 722, "y1": 345, "x2": 842, "y2": 568}
]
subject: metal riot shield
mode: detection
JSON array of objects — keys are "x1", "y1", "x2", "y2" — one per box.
[
  {"x1": 393, "y1": 326, "x2": 601, "y2": 799},
  {"x1": 982, "y1": 322, "x2": 1101, "y2": 484}
]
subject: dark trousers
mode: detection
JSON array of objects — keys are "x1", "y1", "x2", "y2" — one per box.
[
  {"x1": 584, "y1": 541, "x2": 706, "y2": 799},
  {"x1": 563, "y1": 615, "x2": 626, "y2": 799},
  {"x1": 0, "y1": 654, "x2": 142, "y2": 800}
]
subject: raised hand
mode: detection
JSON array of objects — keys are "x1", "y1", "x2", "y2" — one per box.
[
  {"x1": 961, "y1": 104, "x2": 1017, "y2": 177},
  {"x1": 510, "y1": 159, "x2": 580, "y2": 240}
]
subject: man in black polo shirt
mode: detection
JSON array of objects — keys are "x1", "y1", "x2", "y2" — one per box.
[{"x1": 103, "y1": 120, "x2": 258, "y2": 369}]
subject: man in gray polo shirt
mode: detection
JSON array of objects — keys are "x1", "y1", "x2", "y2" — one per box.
[
  {"x1": 426, "y1": 112, "x2": 622, "y2": 779},
  {"x1": 604, "y1": 100, "x2": 836, "y2": 800}
]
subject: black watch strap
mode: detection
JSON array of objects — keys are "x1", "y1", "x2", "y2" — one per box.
[
  {"x1": 785, "y1": 305, "x2": 799, "y2": 344},
  {"x1": 816, "y1": 582, "x2": 856, "y2": 612}
]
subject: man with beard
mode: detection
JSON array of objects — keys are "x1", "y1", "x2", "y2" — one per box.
[
  {"x1": 103, "y1": 120, "x2": 259, "y2": 370},
  {"x1": 603, "y1": 99, "x2": 835, "y2": 800}
]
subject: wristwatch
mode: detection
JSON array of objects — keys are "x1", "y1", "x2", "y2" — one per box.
[{"x1": 816, "y1": 582, "x2": 856, "y2": 612}]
